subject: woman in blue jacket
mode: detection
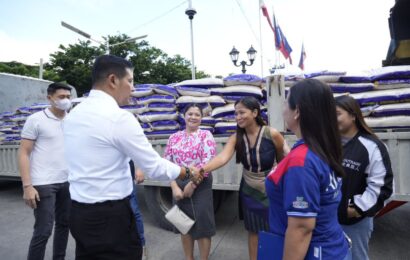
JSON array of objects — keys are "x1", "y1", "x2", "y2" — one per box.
[{"x1": 266, "y1": 79, "x2": 351, "y2": 260}]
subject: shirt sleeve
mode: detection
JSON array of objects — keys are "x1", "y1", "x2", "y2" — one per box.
[
  {"x1": 112, "y1": 111, "x2": 181, "y2": 181},
  {"x1": 21, "y1": 115, "x2": 38, "y2": 140},
  {"x1": 283, "y1": 166, "x2": 320, "y2": 218},
  {"x1": 353, "y1": 144, "x2": 393, "y2": 216}
]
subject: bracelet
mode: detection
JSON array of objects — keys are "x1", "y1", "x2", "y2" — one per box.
[{"x1": 23, "y1": 184, "x2": 32, "y2": 189}]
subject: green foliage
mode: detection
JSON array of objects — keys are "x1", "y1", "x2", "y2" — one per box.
[
  {"x1": 0, "y1": 61, "x2": 39, "y2": 78},
  {"x1": 48, "y1": 34, "x2": 209, "y2": 96},
  {"x1": 0, "y1": 34, "x2": 210, "y2": 96}
]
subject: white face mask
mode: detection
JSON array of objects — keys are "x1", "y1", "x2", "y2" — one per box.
[{"x1": 53, "y1": 98, "x2": 72, "y2": 111}]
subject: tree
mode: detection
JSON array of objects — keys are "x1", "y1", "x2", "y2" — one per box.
[
  {"x1": 49, "y1": 40, "x2": 103, "y2": 96},
  {"x1": 48, "y1": 34, "x2": 209, "y2": 96}
]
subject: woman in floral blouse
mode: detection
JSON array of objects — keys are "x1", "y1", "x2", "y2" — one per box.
[{"x1": 164, "y1": 103, "x2": 216, "y2": 260}]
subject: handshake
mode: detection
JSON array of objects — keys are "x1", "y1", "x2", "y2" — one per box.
[{"x1": 179, "y1": 166, "x2": 204, "y2": 185}]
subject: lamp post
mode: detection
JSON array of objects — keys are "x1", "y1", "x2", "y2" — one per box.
[
  {"x1": 229, "y1": 46, "x2": 257, "y2": 74},
  {"x1": 61, "y1": 21, "x2": 147, "y2": 54},
  {"x1": 185, "y1": 0, "x2": 197, "y2": 80}
]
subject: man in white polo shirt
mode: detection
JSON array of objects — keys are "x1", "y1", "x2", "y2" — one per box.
[
  {"x1": 18, "y1": 82, "x2": 72, "y2": 260},
  {"x1": 63, "y1": 55, "x2": 203, "y2": 260}
]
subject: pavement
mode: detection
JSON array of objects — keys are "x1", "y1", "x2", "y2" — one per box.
[{"x1": 0, "y1": 180, "x2": 409, "y2": 260}]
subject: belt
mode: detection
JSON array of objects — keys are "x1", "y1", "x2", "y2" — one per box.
[{"x1": 71, "y1": 195, "x2": 131, "y2": 208}]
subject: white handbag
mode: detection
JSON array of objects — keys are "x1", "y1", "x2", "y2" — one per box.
[{"x1": 165, "y1": 199, "x2": 196, "y2": 235}]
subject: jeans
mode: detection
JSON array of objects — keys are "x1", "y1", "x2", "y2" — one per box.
[
  {"x1": 342, "y1": 217, "x2": 373, "y2": 260},
  {"x1": 129, "y1": 183, "x2": 145, "y2": 246},
  {"x1": 27, "y1": 182, "x2": 71, "y2": 260}
]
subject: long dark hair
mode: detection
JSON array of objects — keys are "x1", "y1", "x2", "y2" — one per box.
[
  {"x1": 234, "y1": 96, "x2": 266, "y2": 163},
  {"x1": 335, "y1": 95, "x2": 376, "y2": 137},
  {"x1": 288, "y1": 79, "x2": 344, "y2": 178}
]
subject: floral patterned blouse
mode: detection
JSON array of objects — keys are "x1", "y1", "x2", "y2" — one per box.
[{"x1": 164, "y1": 129, "x2": 216, "y2": 177}]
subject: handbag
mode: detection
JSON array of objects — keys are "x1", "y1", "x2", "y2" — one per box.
[{"x1": 165, "y1": 198, "x2": 196, "y2": 235}]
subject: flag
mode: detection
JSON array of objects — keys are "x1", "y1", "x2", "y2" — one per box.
[
  {"x1": 260, "y1": 2, "x2": 278, "y2": 39},
  {"x1": 260, "y1": 3, "x2": 293, "y2": 64},
  {"x1": 278, "y1": 26, "x2": 293, "y2": 64},
  {"x1": 272, "y1": 13, "x2": 282, "y2": 50},
  {"x1": 298, "y1": 43, "x2": 306, "y2": 70},
  {"x1": 273, "y1": 13, "x2": 293, "y2": 64}
]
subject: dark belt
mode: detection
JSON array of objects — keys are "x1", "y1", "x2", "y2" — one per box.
[{"x1": 71, "y1": 195, "x2": 131, "y2": 208}]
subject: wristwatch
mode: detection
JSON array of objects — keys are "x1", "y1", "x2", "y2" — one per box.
[
  {"x1": 184, "y1": 167, "x2": 191, "y2": 181},
  {"x1": 199, "y1": 167, "x2": 205, "y2": 176}
]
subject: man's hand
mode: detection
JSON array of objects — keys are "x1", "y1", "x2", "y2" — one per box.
[
  {"x1": 135, "y1": 169, "x2": 145, "y2": 184},
  {"x1": 189, "y1": 167, "x2": 203, "y2": 185},
  {"x1": 23, "y1": 186, "x2": 40, "y2": 209}
]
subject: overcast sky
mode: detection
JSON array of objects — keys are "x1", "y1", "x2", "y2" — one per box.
[{"x1": 0, "y1": 0, "x2": 395, "y2": 78}]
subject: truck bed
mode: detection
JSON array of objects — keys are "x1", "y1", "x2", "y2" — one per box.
[{"x1": 1, "y1": 131, "x2": 409, "y2": 201}]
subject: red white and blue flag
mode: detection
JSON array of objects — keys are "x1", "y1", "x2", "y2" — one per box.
[
  {"x1": 260, "y1": 2, "x2": 293, "y2": 64},
  {"x1": 298, "y1": 43, "x2": 306, "y2": 70}
]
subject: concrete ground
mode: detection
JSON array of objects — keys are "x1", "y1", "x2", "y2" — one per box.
[{"x1": 0, "y1": 180, "x2": 409, "y2": 260}]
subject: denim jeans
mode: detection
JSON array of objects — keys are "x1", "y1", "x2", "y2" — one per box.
[
  {"x1": 27, "y1": 182, "x2": 70, "y2": 260},
  {"x1": 342, "y1": 217, "x2": 373, "y2": 260},
  {"x1": 129, "y1": 183, "x2": 145, "y2": 246}
]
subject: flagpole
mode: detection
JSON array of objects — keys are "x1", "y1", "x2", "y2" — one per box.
[{"x1": 258, "y1": 0, "x2": 264, "y2": 77}]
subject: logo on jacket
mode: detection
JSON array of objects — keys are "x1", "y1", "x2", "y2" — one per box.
[
  {"x1": 342, "y1": 159, "x2": 361, "y2": 171},
  {"x1": 293, "y1": 197, "x2": 308, "y2": 209}
]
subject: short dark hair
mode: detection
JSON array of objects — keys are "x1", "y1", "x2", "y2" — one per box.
[
  {"x1": 92, "y1": 55, "x2": 134, "y2": 85},
  {"x1": 47, "y1": 82, "x2": 71, "y2": 95},
  {"x1": 183, "y1": 103, "x2": 203, "y2": 116},
  {"x1": 335, "y1": 95, "x2": 376, "y2": 137},
  {"x1": 288, "y1": 79, "x2": 344, "y2": 178}
]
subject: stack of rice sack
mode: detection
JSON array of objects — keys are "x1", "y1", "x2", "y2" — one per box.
[
  {"x1": 0, "y1": 103, "x2": 49, "y2": 144},
  {"x1": 124, "y1": 84, "x2": 180, "y2": 135},
  {"x1": 335, "y1": 66, "x2": 410, "y2": 129},
  {"x1": 211, "y1": 74, "x2": 265, "y2": 135},
  {"x1": 284, "y1": 67, "x2": 410, "y2": 130},
  {"x1": 174, "y1": 78, "x2": 226, "y2": 134}
]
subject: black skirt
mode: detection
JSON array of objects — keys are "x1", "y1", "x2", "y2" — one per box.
[{"x1": 175, "y1": 175, "x2": 216, "y2": 240}]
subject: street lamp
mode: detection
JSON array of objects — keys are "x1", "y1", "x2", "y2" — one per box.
[
  {"x1": 185, "y1": 0, "x2": 197, "y2": 80},
  {"x1": 61, "y1": 21, "x2": 147, "y2": 54},
  {"x1": 229, "y1": 46, "x2": 257, "y2": 74}
]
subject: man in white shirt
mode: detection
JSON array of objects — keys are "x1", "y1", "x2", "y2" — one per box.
[
  {"x1": 63, "y1": 55, "x2": 202, "y2": 260},
  {"x1": 18, "y1": 82, "x2": 72, "y2": 260}
]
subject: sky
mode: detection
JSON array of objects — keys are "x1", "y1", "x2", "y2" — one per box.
[{"x1": 0, "y1": 0, "x2": 395, "y2": 78}]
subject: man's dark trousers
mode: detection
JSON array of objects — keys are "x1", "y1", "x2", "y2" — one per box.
[{"x1": 69, "y1": 196, "x2": 142, "y2": 260}]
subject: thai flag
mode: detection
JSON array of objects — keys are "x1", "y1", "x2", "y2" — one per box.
[{"x1": 298, "y1": 43, "x2": 306, "y2": 70}]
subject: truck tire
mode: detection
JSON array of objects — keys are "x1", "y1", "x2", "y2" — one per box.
[{"x1": 143, "y1": 186, "x2": 226, "y2": 231}]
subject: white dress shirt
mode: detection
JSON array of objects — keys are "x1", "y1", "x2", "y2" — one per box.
[{"x1": 63, "y1": 90, "x2": 181, "y2": 203}]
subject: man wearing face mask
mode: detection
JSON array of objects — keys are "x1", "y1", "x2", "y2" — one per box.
[{"x1": 18, "y1": 82, "x2": 72, "y2": 260}]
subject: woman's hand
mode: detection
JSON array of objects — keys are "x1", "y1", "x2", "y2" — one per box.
[
  {"x1": 347, "y1": 206, "x2": 362, "y2": 218},
  {"x1": 171, "y1": 183, "x2": 184, "y2": 201},
  {"x1": 183, "y1": 181, "x2": 197, "y2": 198}
]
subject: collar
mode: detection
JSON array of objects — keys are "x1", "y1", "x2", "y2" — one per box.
[
  {"x1": 88, "y1": 89, "x2": 119, "y2": 108},
  {"x1": 292, "y1": 139, "x2": 305, "y2": 150},
  {"x1": 43, "y1": 108, "x2": 64, "y2": 121}
]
